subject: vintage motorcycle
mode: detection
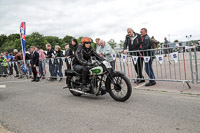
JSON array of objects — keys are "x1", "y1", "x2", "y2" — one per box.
[{"x1": 64, "y1": 57, "x2": 132, "y2": 102}]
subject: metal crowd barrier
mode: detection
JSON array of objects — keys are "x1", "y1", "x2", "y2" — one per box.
[
  {"x1": 0, "y1": 57, "x2": 70, "y2": 81},
  {"x1": 1, "y1": 46, "x2": 200, "y2": 90},
  {"x1": 194, "y1": 46, "x2": 200, "y2": 84},
  {"x1": 114, "y1": 46, "x2": 200, "y2": 90}
]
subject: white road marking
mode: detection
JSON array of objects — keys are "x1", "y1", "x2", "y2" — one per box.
[
  {"x1": 0, "y1": 80, "x2": 28, "y2": 84},
  {"x1": 0, "y1": 85, "x2": 6, "y2": 88},
  {"x1": 134, "y1": 83, "x2": 146, "y2": 89}
]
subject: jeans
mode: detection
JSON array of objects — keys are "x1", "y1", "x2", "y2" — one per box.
[
  {"x1": 133, "y1": 57, "x2": 144, "y2": 79},
  {"x1": 27, "y1": 64, "x2": 32, "y2": 76},
  {"x1": 145, "y1": 57, "x2": 155, "y2": 83},
  {"x1": 8, "y1": 63, "x2": 13, "y2": 75},
  {"x1": 54, "y1": 65, "x2": 63, "y2": 78},
  {"x1": 14, "y1": 62, "x2": 19, "y2": 76},
  {"x1": 39, "y1": 61, "x2": 46, "y2": 77},
  {"x1": 0, "y1": 66, "x2": 8, "y2": 75},
  {"x1": 49, "y1": 61, "x2": 55, "y2": 78}
]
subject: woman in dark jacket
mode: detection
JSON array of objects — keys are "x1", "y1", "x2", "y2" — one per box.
[
  {"x1": 64, "y1": 43, "x2": 73, "y2": 69},
  {"x1": 54, "y1": 45, "x2": 64, "y2": 82}
]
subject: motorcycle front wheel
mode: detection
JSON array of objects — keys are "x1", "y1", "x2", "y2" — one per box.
[{"x1": 107, "y1": 74, "x2": 132, "y2": 102}]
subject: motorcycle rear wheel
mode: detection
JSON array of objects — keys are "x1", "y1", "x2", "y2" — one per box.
[{"x1": 70, "y1": 82, "x2": 83, "y2": 96}]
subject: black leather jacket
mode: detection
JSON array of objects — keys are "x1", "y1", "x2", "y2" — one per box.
[
  {"x1": 73, "y1": 45, "x2": 104, "y2": 66},
  {"x1": 141, "y1": 34, "x2": 154, "y2": 56},
  {"x1": 124, "y1": 33, "x2": 141, "y2": 51}
]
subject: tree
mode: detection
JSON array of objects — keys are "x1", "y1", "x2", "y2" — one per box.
[
  {"x1": 26, "y1": 32, "x2": 46, "y2": 49},
  {"x1": 77, "y1": 37, "x2": 83, "y2": 44},
  {"x1": 174, "y1": 40, "x2": 179, "y2": 42},
  {"x1": 63, "y1": 35, "x2": 74, "y2": 44},
  {"x1": 0, "y1": 34, "x2": 7, "y2": 48},
  {"x1": 107, "y1": 39, "x2": 117, "y2": 49},
  {"x1": 119, "y1": 40, "x2": 124, "y2": 48},
  {"x1": 44, "y1": 36, "x2": 63, "y2": 49},
  {"x1": 7, "y1": 34, "x2": 20, "y2": 41}
]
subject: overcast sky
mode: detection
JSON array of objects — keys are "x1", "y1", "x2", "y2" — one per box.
[{"x1": 0, "y1": 0, "x2": 200, "y2": 43}]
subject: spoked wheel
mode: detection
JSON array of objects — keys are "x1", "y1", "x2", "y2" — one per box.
[{"x1": 108, "y1": 74, "x2": 132, "y2": 102}]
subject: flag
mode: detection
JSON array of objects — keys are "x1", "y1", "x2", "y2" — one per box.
[
  {"x1": 121, "y1": 54, "x2": 127, "y2": 63},
  {"x1": 132, "y1": 56, "x2": 138, "y2": 65},
  {"x1": 112, "y1": 54, "x2": 117, "y2": 60},
  {"x1": 62, "y1": 57, "x2": 65, "y2": 62},
  {"x1": 144, "y1": 56, "x2": 150, "y2": 63},
  {"x1": 68, "y1": 58, "x2": 71, "y2": 64},
  {"x1": 155, "y1": 55, "x2": 164, "y2": 64},
  {"x1": 20, "y1": 22, "x2": 27, "y2": 70},
  {"x1": 170, "y1": 52, "x2": 179, "y2": 63}
]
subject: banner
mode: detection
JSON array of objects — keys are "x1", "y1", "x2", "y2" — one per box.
[
  {"x1": 51, "y1": 58, "x2": 54, "y2": 63},
  {"x1": 62, "y1": 57, "x2": 65, "y2": 62},
  {"x1": 132, "y1": 56, "x2": 138, "y2": 65},
  {"x1": 170, "y1": 52, "x2": 178, "y2": 63},
  {"x1": 144, "y1": 56, "x2": 150, "y2": 63},
  {"x1": 20, "y1": 22, "x2": 26, "y2": 70},
  {"x1": 155, "y1": 55, "x2": 164, "y2": 64},
  {"x1": 68, "y1": 58, "x2": 71, "y2": 64},
  {"x1": 121, "y1": 54, "x2": 127, "y2": 63},
  {"x1": 112, "y1": 54, "x2": 117, "y2": 60}
]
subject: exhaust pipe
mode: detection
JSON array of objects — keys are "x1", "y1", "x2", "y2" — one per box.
[{"x1": 69, "y1": 88, "x2": 89, "y2": 95}]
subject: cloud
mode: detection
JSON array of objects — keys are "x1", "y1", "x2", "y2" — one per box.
[{"x1": 0, "y1": 0, "x2": 200, "y2": 43}]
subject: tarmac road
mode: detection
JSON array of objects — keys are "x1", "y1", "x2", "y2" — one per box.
[{"x1": 0, "y1": 79, "x2": 200, "y2": 133}]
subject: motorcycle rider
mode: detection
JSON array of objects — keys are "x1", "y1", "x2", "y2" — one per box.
[{"x1": 73, "y1": 37, "x2": 104, "y2": 91}]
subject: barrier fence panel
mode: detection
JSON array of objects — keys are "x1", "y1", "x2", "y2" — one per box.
[
  {"x1": 1, "y1": 46, "x2": 199, "y2": 89},
  {"x1": 195, "y1": 46, "x2": 200, "y2": 84},
  {"x1": 115, "y1": 46, "x2": 199, "y2": 90},
  {"x1": 0, "y1": 57, "x2": 70, "y2": 82}
]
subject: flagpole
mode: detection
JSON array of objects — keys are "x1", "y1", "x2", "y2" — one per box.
[{"x1": 20, "y1": 22, "x2": 26, "y2": 69}]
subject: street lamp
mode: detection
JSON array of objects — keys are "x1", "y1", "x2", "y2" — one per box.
[{"x1": 186, "y1": 35, "x2": 192, "y2": 46}]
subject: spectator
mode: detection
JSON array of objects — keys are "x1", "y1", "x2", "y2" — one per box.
[
  {"x1": 36, "y1": 46, "x2": 46, "y2": 79},
  {"x1": 95, "y1": 38, "x2": 101, "y2": 54},
  {"x1": 13, "y1": 49, "x2": 19, "y2": 77},
  {"x1": 46, "y1": 43, "x2": 56, "y2": 81},
  {"x1": 71, "y1": 38, "x2": 79, "y2": 57},
  {"x1": 140, "y1": 28, "x2": 156, "y2": 86},
  {"x1": 151, "y1": 36, "x2": 159, "y2": 49},
  {"x1": 5, "y1": 52, "x2": 14, "y2": 75},
  {"x1": 64, "y1": 43, "x2": 73, "y2": 69},
  {"x1": 65, "y1": 43, "x2": 73, "y2": 57},
  {"x1": 53, "y1": 45, "x2": 64, "y2": 82},
  {"x1": 63, "y1": 38, "x2": 79, "y2": 88},
  {"x1": 99, "y1": 40, "x2": 115, "y2": 70},
  {"x1": 124, "y1": 28, "x2": 144, "y2": 83},
  {"x1": 151, "y1": 36, "x2": 160, "y2": 55},
  {"x1": 0, "y1": 53, "x2": 8, "y2": 77},
  {"x1": 164, "y1": 37, "x2": 169, "y2": 56},
  {"x1": 29, "y1": 46, "x2": 39, "y2": 82},
  {"x1": 26, "y1": 48, "x2": 33, "y2": 78},
  {"x1": 14, "y1": 51, "x2": 23, "y2": 79}
]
